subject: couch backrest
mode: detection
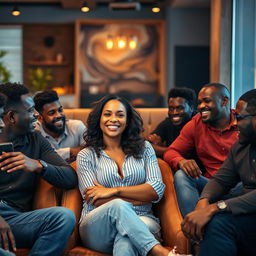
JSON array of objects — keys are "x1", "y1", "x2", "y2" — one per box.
[{"x1": 64, "y1": 108, "x2": 168, "y2": 137}]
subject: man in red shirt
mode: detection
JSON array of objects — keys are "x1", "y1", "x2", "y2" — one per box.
[
  {"x1": 164, "y1": 83, "x2": 238, "y2": 217},
  {"x1": 181, "y1": 88, "x2": 256, "y2": 256}
]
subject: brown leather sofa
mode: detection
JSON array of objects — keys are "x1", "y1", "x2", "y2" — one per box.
[
  {"x1": 14, "y1": 159, "x2": 190, "y2": 255},
  {"x1": 62, "y1": 159, "x2": 190, "y2": 256},
  {"x1": 15, "y1": 108, "x2": 169, "y2": 255}
]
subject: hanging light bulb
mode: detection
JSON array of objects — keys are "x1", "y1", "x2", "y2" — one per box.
[
  {"x1": 11, "y1": 5, "x2": 21, "y2": 16},
  {"x1": 129, "y1": 35, "x2": 137, "y2": 49},
  {"x1": 117, "y1": 36, "x2": 126, "y2": 49},
  {"x1": 106, "y1": 35, "x2": 114, "y2": 50},
  {"x1": 152, "y1": 2, "x2": 160, "y2": 13},
  {"x1": 81, "y1": 1, "x2": 90, "y2": 12}
]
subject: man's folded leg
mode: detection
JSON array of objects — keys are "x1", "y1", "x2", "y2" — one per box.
[{"x1": 6, "y1": 206, "x2": 75, "y2": 256}]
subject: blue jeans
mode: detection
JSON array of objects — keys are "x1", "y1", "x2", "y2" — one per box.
[
  {"x1": 79, "y1": 199, "x2": 161, "y2": 256},
  {"x1": 0, "y1": 200, "x2": 76, "y2": 256},
  {"x1": 199, "y1": 213, "x2": 256, "y2": 256},
  {"x1": 174, "y1": 170, "x2": 209, "y2": 217},
  {"x1": 174, "y1": 170, "x2": 243, "y2": 217},
  {"x1": 0, "y1": 248, "x2": 15, "y2": 256}
]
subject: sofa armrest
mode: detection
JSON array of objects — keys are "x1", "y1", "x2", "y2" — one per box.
[
  {"x1": 62, "y1": 161, "x2": 83, "y2": 251},
  {"x1": 155, "y1": 159, "x2": 190, "y2": 254},
  {"x1": 33, "y1": 178, "x2": 60, "y2": 209},
  {"x1": 62, "y1": 187, "x2": 83, "y2": 251}
]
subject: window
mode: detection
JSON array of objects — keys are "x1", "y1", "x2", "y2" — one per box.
[
  {"x1": 231, "y1": 0, "x2": 256, "y2": 106},
  {"x1": 0, "y1": 26, "x2": 23, "y2": 83}
]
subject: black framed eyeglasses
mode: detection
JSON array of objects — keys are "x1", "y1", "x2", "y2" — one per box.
[{"x1": 235, "y1": 113, "x2": 256, "y2": 121}]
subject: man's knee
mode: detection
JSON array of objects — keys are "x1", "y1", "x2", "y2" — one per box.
[
  {"x1": 205, "y1": 214, "x2": 234, "y2": 235},
  {"x1": 174, "y1": 169, "x2": 190, "y2": 186},
  {"x1": 49, "y1": 207, "x2": 76, "y2": 229},
  {"x1": 174, "y1": 169, "x2": 187, "y2": 179}
]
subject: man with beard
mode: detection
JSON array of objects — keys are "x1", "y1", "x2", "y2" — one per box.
[
  {"x1": 147, "y1": 87, "x2": 196, "y2": 157},
  {"x1": 164, "y1": 83, "x2": 238, "y2": 217},
  {"x1": 181, "y1": 89, "x2": 256, "y2": 256},
  {"x1": 34, "y1": 90, "x2": 86, "y2": 163},
  {"x1": 0, "y1": 82, "x2": 77, "y2": 255}
]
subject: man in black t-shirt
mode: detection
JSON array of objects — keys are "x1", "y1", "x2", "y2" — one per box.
[
  {"x1": 147, "y1": 87, "x2": 196, "y2": 157},
  {"x1": 0, "y1": 93, "x2": 14, "y2": 256}
]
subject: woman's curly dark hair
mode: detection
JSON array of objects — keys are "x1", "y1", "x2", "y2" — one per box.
[{"x1": 84, "y1": 95, "x2": 145, "y2": 158}]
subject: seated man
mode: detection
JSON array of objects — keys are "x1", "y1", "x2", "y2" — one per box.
[
  {"x1": 181, "y1": 89, "x2": 256, "y2": 256},
  {"x1": 0, "y1": 93, "x2": 15, "y2": 256},
  {"x1": 164, "y1": 83, "x2": 238, "y2": 217},
  {"x1": 0, "y1": 83, "x2": 77, "y2": 255},
  {"x1": 147, "y1": 87, "x2": 196, "y2": 157},
  {"x1": 34, "y1": 90, "x2": 86, "y2": 163}
]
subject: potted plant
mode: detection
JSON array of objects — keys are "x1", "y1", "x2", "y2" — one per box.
[
  {"x1": 28, "y1": 67, "x2": 53, "y2": 92},
  {"x1": 0, "y1": 50, "x2": 12, "y2": 83}
]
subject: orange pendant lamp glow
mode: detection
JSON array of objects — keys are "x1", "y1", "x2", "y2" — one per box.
[
  {"x1": 81, "y1": 1, "x2": 90, "y2": 12},
  {"x1": 11, "y1": 5, "x2": 21, "y2": 16},
  {"x1": 152, "y1": 2, "x2": 160, "y2": 13}
]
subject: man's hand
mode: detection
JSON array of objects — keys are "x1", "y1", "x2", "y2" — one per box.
[
  {"x1": 178, "y1": 159, "x2": 202, "y2": 178},
  {"x1": 0, "y1": 216, "x2": 16, "y2": 252},
  {"x1": 84, "y1": 181, "x2": 118, "y2": 205},
  {"x1": 147, "y1": 134, "x2": 163, "y2": 146},
  {"x1": 70, "y1": 147, "x2": 81, "y2": 161},
  {"x1": 181, "y1": 204, "x2": 218, "y2": 242},
  {"x1": 0, "y1": 152, "x2": 41, "y2": 173},
  {"x1": 196, "y1": 198, "x2": 210, "y2": 210}
]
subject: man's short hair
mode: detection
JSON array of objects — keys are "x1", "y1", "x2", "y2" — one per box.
[
  {"x1": 0, "y1": 82, "x2": 29, "y2": 110},
  {"x1": 34, "y1": 90, "x2": 59, "y2": 112},
  {"x1": 202, "y1": 83, "x2": 230, "y2": 98},
  {"x1": 239, "y1": 89, "x2": 256, "y2": 114},
  {"x1": 168, "y1": 87, "x2": 196, "y2": 108},
  {"x1": 0, "y1": 93, "x2": 7, "y2": 109}
]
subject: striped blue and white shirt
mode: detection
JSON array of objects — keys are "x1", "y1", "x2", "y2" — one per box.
[{"x1": 77, "y1": 141, "x2": 165, "y2": 222}]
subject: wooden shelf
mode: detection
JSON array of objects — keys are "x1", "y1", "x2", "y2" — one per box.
[{"x1": 27, "y1": 61, "x2": 68, "y2": 66}]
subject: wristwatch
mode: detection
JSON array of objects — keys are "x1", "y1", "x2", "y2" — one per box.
[
  {"x1": 39, "y1": 159, "x2": 48, "y2": 174},
  {"x1": 216, "y1": 200, "x2": 227, "y2": 212}
]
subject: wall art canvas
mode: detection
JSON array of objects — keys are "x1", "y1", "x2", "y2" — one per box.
[{"x1": 75, "y1": 20, "x2": 165, "y2": 107}]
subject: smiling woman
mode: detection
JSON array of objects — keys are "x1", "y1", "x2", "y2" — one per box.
[
  {"x1": 76, "y1": 94, "x2": 173, "y2": 256},
  {"x1": 100, "y1": 99, "x2": 127, "y2": 142}
]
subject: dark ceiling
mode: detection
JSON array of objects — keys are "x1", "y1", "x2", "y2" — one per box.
[{"x1": 0, "y1": 0, "x2": 210, "y2": 9}]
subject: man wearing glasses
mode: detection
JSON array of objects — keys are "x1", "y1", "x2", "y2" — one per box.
[{"x1": 181, "y1": 88, "x2": 256, "y2": 256}]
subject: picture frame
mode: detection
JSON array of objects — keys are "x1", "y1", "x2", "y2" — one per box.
[{"x1": 75, "y1": 19, "x2": 165, "y2": 107}]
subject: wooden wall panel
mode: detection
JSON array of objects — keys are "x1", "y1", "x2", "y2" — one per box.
[{"x1": 23, "y1": 24, "x2": 74, "y2": 93}]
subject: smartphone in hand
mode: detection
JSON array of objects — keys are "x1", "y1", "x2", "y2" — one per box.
[{"x1": 0, "y1": 142, "x2": 14, "y2": 155}]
